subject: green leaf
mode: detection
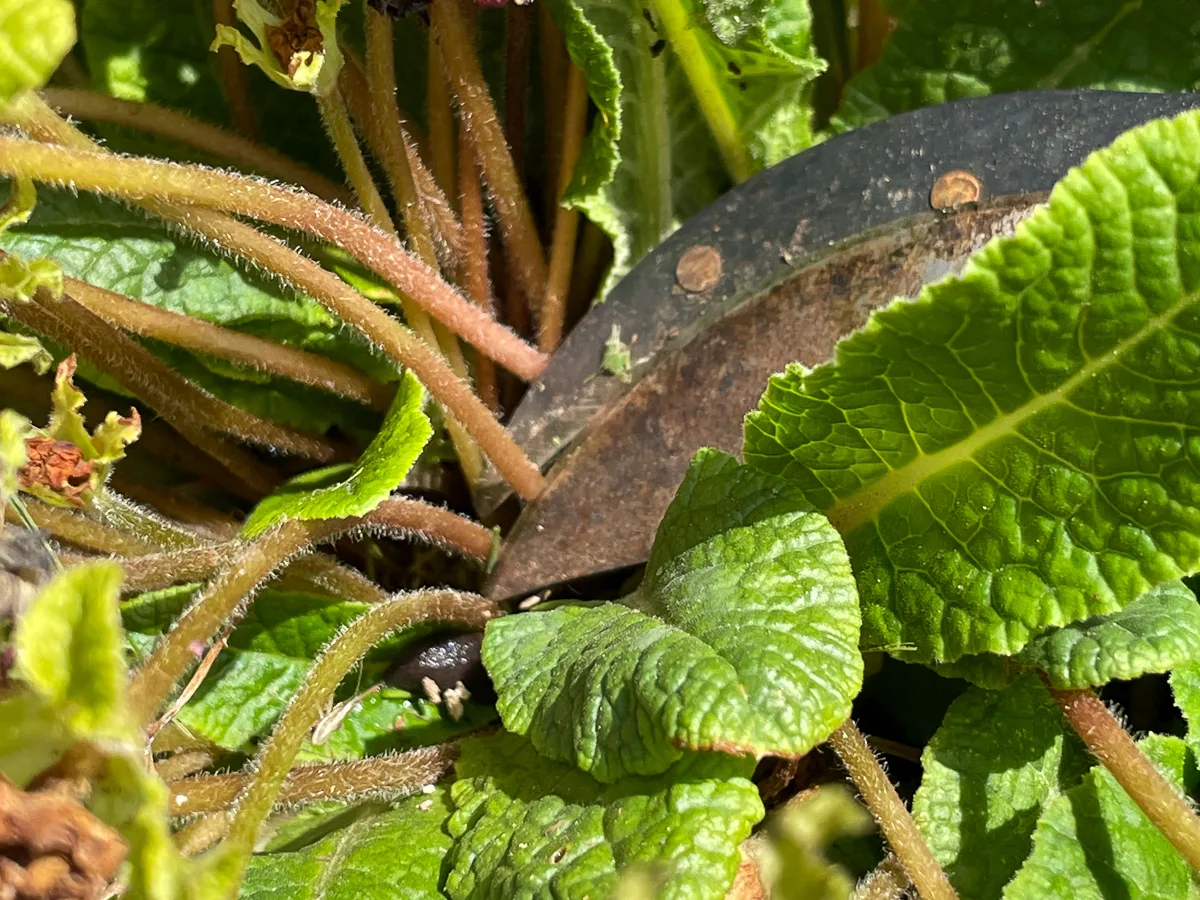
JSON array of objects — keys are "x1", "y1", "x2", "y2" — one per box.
[
  {"x1": 652, "y1": 0, "x2": 825, "y2": 181},
  {"x1": 445, "y1": 732, "x2": 763, "y2": 900},
  {"x1": 936, "y1": 581, "x2": 1200, "y2": 690},
  {"x1": 0, "y1": 330, "x2": 51, "y2": 373},
  {"x1": 241, "y1": 371, "x2": 430, "y2": 537},
  {"x1": 0, "y1": 0, "x2": 75, "y2": 105},
  {"x1": 745, "y1": 109, "x2": 1200, "y2": 664},
  {"x1": 831, "y1": 0, "x2": 1200, "y2": 133},
  {"x1": 1, "y1": 189, "x2": 387, "y2": 433},
  {"x1": 483, "y1": 449, "x2": 862, "y2": 782},
  {"x1": 911, "y1": 675, "x2": 1092, "y2": 899},
  {"x1": 1003, "y1": 734, "x2": 1200, "y2": 900},
  {"x1": 240, "y1": 790, "x2": 453, "y2": 900},
  {"x1": 14, "y1": 561, "x2": 131, "y2": 743},
  {"x1": 0, "y1": 691, "x2": 73, "y2": 786},
  {"x1": 1170, "y1": 661, "x2": 1200, "y2": 753},
  {"x1": 0, "y1": 407, "x2": 29, "y2": 499},
  {"x1": 547, "y1": 0, "x2": 728, "y2": 297}
]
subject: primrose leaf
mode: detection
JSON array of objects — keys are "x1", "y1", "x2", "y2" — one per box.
[
  {"x1": 241, "y1": 791, "x2": 453, "y2": 900},
  {"x1": 212, "y1": 0, "x2": 347, "y2": 96},
  {"x1": 832, "y1": 0, "x2": 1200, "y2": 133},
  {"x1": 544, "y1": 0, "x2": 726, "y2": 297},
  {"x1": 1, "y1": 189, "x2": 387, "y2": 433},
  {"x1": 745, "y1": 109, "x2": 1200, "y2": 664},
  {"x1": 1170, "y1": 661, "x2": 1200, "y2": 753},
  {"x1": 484, "y1": 449, "x2": 861, "y2": 782},
  {"x1": 657, "y1": 0, "x2": 825, "y2": 179},
  {"x1": 0, "y1": 331, "x2": 51, "y2": 373},
  {"x1": 0, "y1": 0, "x2": 75, "y2": 105},
  {"x1": 1003, "y1": 734, "x2": 1200, "y2": 900},
  {"x1": 0, "y1": 408, "x2": 29, "y2": 498},
  {"x1": 14, "y1": 561, "x2": 131, "y2": 744},
  {"x1": 911, "y1": 675, "x2": 1092, "y2": 899},
  {"x1": 936, "y1": 581, "x2": 1200, "y2": 690},
  {"x1": 241, "y1": 371, "x2": 431, "y2": 537},
  {"x1": 445, "y1": 732, "x2": 762, "y2": 900},
  {"x1": 0, "y1": 692, "x2": 73, "y2": 786}
]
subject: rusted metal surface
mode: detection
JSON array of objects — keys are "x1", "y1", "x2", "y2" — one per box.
[{"x1": 489, "y1": 200, "x2": 1039, "y2": 600}]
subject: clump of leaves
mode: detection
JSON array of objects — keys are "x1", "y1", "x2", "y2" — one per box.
[{"x1": 3, "y1": 0, "x2": 1200, "y2": 899}]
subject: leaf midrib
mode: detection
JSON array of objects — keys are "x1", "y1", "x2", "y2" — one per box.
[{"x1": 826, "y1": 289, "x2": 1196, "y2": 534}]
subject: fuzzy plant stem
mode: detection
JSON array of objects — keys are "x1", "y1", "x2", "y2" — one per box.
[
  {"x1": 538, "y1": 62, "x2": 588, "y2": 352},
  {"x1": 1048, "y1": 684, "x2": 1200, "y2": 872},
  {"x1": 219, "y1": 591, "x2": 499, "y2": 890},
  {"x1": 169, "y1": 745, "x2": 457, "y2": 817},
  {"x1": 828, "y1": 719, "x2": 958, "y2": 900},
  {"x1": 126, "y1": 519, "x2": 332, "y2": 725},
  {"x1": 65, "y1": 275, "x2": 389, "y2": 409},
  {"x1": 118, "y1": 496, "x2": 495, "y2": 593},
  {"x1": 0, "y1": 129, "x2": 545, "y2": 383},
  {"x1": 429, "y1": 0, "x2": 548, "y2": 306},
  {"x1": 458, "y1": 130, "x2": 500, "y2": 414},
  {"x1": 5, "y1": 96, "x2": 545, "y2": 500},
  {"x1": 648, "y1": 0, "x2": 753, "y2": 182},
  {"x1": 39, "y1": 88, "x2": 347, "y2": 202}
]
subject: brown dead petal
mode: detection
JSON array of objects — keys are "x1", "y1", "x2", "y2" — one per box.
[{"x1": 19, "y1": 438, "x2": 92, "y2": 507}]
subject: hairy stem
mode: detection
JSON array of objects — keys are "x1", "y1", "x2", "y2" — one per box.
[
  {"x1": 430, "y1": 0, "x2": 548, "y2": 306},
  {"x1": 65, "y1": 275, "x2": 388, "y2": 409},
  {"x1": 155, "y1": 750, "x2": 216, "y2": 784},
  {"x1": 363, "y1": 7, "x2": 484, "y2": 485},
  {"x1": 538, "y1": 62, "x2": 588, "y2": 352},
  {"x1": 0, "y1": 129, "x2": 546, "y2": 382},
  {"x1": 1048, "y1": 684, "x2": 1200, "y2": 872},
  {"x1": 317, "y1": 87, "x2": 395, "y2": 230},
  {"x1": 7, "y1": 96, "x2": 544, "y2": 500},
  {"x1": 3, "y1": 292, "x2": 311, "y2": 492},
  {"x1": 169, "y1": 745, "x2": 457, "y2": 817},
  {"x1": 118, "y1": 496, "x2": 494, "y2": 593},
  {"x1": 211, "y1": 0, "x2": 260, "y2": 140},
  {"x1": 427, "y1": 39, "x2": 458, "y2": 203},
  {"x1": 649, "y1": 0, "x2": 753, "y2": 182},
  {"x1": 220, "y1": 591, "x2": 499, "y2": 883},
  {"x1": 39, "y1": 88, "x2": 347, "y2": 202},
  {"x1": 126, "y1": 519, "x2": 331, "y2": 725},
  {"x1": 9, "y1": 499, "x2": 160, "y2": 556},
  {"x1": 828, "y1": 719, "x2": 958, "y2": 900},
  {"x1": 538, "y1": 4, "x2": 567, "y2": 227},
  {"x1": 458, "y1": 131, "x2": 499, "y2": 414}
]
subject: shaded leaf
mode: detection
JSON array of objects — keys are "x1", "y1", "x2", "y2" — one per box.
[
  {"x1": 1003, "y1": 734, "x2": 1200, "y2": 900},
  {"x1": 14, "y1": 561, "x2": 130, "y2": 743},
  {"x1": 0, "y1": 0, "x2": 75, "y2": 105},
  {"x1": 483, "y1": 449, "x2": 861, "y2": 782},
  {"x1": 911, "y1": 675, "x2": 1092, "y2": 899},
  {"x1": 745, "y1": 109, "x2": 1200, "y2": 664},
  {"x1": 242, "y1": 371, "x2": 430, "y2": 537},
  {"x1": 445, "y1": 732, "x2": 762, "y2": 900},
  {"x1": 240, "y1": 790, "x2": 453, "y2": 900},
  {"x1": 832, "y1": 0, "x2": 1200, "y2": 133}
]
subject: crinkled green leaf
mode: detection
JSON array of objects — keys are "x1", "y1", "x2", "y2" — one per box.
[
  {"x1": 483, "y1": 449, "x2": 861, "y2": 782},
  {"x1": 211, "y1": 0, "x2": 347, "y2": 96},
  {"x1": 745, "y1": 109, "x2": 1200, "y2": 664},
  {"x1": 122, "y1": 586, "x2": 481, "y2": 755},
  {"x1": 446, "y1": 732, "x2": 762, "y2": 900},
  {"x1": 45, "y1": 355, "x2": 141, "y2": 486},
  {"x1": 0, "y1": 253, "x2": 62, "y2": 303},
  {"x1": 0, "y1": 407, "x2": 29, "y2": 498},
  {"x1": 0, "y1": 691, "x2": 73, "y2": 786},
  {"x1": 0, "y1": 330, "x2": 51, "y2": 373},
  {"x1": 0, "y1": 0, "x2": 75, "y2": 105},
  {"x1": 832, "y1": 0, "x2": 1200, "y2": 133},
  {"x1": 1, "y1": 189, "x2": 387, "y2": 433},
  {"x1": 14, "y1": 561, "x2": 131, "y2": 743},
  {"x1": 1003, "y1": 734, "x2": 1200, "y2": 900},
  {"x1": 240, "y1": 790, "x2": 453, "y2": 900},
  {"x1": 936, "y1": 581, "x2": 1200, "y2": 691},
  {"x1": 654, "y1": 0, "x2": 825, "y2": 179},
  {"x1": 911, "y1": 675, "x2": 1092, "y2": 899},
  {"x1": 546, "y1": 0, "x2": 727, "y2": 297},
  {"x1": 241, "y1": 371, "x2": 430, "y2": 537}
]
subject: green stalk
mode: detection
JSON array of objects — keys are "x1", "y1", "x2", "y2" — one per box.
[
  {"x1": 648, "y1": 0, "x2": 754, "y2": 182},
  {"x1": 217, "y1": 591, "x2": 499, "y2": 891}
]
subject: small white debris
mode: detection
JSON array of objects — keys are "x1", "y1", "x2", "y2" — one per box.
[
  {"x1": 422, "y1": 783, "x2": 436, "y2": 795},
  {"x1": 417, "y1": 799, "x2": 434, "y2": 811},
  {"x1": 175, "y1": 794, "x2": 188, "y2": 806}
]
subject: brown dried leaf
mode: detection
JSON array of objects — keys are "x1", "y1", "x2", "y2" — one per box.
[{"x1": 18, "y1": 438, "x2": 92, "y2": 507}]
